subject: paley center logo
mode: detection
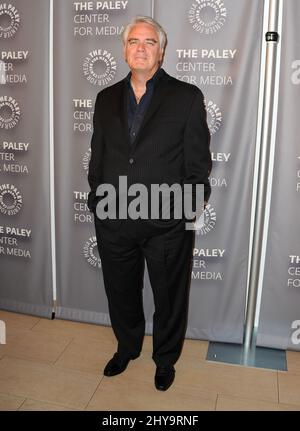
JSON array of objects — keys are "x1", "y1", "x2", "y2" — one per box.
[
  {"x1": 188, "y1": 0, "x2": 227, "y2": 34},
  {"x1": 0, "y1": 95, "x2": 21, "y2": 129},
  {"x1": 206, "y1": 100, "x2": 222, "y2": 135},
  {"x1": 0, "y1": 3, "x2": 20, "y2": 38},
  {"x1": 193, "y1": 203, "x2": 216, "y2": 235},
  {"x1": 83, "y1": 49, "x2": 117, "y2": 86},
  {"x1": 0, "y1": 183, "x2": 23, "y2": 215},
  {"x1": 82, "y1": 147, "x2": 91, "y2": 174},
  {"x1": 83, "y1": 236, "x2": 101, "y2": 268}
]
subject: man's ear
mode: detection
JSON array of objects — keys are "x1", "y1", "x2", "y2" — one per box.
[{"x1": 159, "y1": 49, "x2": 164, "y2": 64}]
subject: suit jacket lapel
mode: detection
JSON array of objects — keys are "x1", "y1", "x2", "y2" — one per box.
[
  {"x1": 118, "y1": 70, "x2": 171, "y2": 150},
  {"x1": 119, "y1": 79, "x2": 131, "y2": 147},
  {"x1": 132, "y1": 72, "x2": 171, "y2": 149}
]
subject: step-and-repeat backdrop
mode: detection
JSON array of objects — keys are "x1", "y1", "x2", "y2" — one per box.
[
  {"x1": 53, "y1": 0, "x2": 263, "y2": 343},
  {"x1": 1, "y1": 0, "x2": 299, "y2": 349}
]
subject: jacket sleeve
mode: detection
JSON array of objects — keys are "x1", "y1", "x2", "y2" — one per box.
[
  {"x1": 183, "y1": 88, "x2": 212, "y2": 208},
  {"x1": 87, "y1": 92, "x2": 104, "y2": 212}
]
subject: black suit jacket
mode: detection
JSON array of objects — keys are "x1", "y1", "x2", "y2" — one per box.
[{"x1": 88, "y1": 69, "x2": 212, "y2": 230}]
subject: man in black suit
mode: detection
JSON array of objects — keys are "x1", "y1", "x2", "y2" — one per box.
[{"x1": 88, "y1": 16, "x2": 211, "y2": 391}]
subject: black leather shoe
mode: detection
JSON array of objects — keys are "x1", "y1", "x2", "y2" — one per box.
[
  {"x1": 103, "y1": 353, "x2": 131, "y2": 377},
  {"x1": 154, "y1": 365, "x2": 175, "y2": 391}
]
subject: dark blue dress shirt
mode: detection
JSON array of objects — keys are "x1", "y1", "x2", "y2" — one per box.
[{"x1": 126, "y1": 67, "x2": 163, "y2": 145}]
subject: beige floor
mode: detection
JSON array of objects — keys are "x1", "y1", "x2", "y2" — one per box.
[{"x1": 0, "y1": 310, "x2": 300, "y2": 411}]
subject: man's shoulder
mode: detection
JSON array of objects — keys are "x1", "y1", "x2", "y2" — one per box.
[{"x1": 95, "y1": 78, "x2": 125, "y2": 100}]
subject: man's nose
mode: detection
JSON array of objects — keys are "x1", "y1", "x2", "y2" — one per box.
[{"x1": 137, "y1": 42, "x2": 146, "y2": 51}]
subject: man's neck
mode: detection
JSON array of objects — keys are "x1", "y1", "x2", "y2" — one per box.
[{"x1": 130, "y1": 66, "x2": 159, "y2": 91}]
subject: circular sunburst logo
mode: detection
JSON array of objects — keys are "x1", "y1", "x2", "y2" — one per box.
[
  {"x1": 0, "y1": 96, "x2": 21, "y2": 129},
  {"x1": 194, "y1": 204, "x2": 216, "y2": 235},
  {"x1": 0, "y1": 3, "x2": 20, "y2": 39},
  {"x1": 83, "y1": 49, "x2": 117, "y2": 86},
  {"x1": 206, "y1": 100, "x2": 222, "y2": 135},
  {"x1": 0, "y1": 184, "x2": 23, "y2": 215},
  {"x1": 188, "y1": 0, "x2": 227, "y2": 34},
  {"x1": 83, "y1": 236, "x2": 101, "y2": 268}
]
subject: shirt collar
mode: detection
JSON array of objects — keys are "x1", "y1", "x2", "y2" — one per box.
[{"x1": 125, "y1": 67, "x2": 164, "y2": 88}]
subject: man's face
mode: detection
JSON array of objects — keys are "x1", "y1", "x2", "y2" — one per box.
[{"x1": 124, "y1": 23, "x2": 164, "y2": 75}]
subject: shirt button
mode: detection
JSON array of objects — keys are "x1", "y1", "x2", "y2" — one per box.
[
  {"x1": 132, "y1": 132, "x2": 136, "y2": 136},
  {"x1": 129, "y1": 158, "x2": 134, "y2": 164}
]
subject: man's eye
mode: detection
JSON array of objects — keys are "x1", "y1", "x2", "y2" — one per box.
[
  {"x1": 146, "y1": 41, "x2": 155, "y2": 46},
  {"x1": 129, "y1": 40, "x2": 137, "y2": 45}
]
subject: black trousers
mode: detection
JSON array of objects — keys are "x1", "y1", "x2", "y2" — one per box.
[{"x1": 94, "y1": 217, "x2": 194, "y2": 367}]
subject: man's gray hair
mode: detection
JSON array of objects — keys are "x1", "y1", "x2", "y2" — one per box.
[{"x1": 122, "y1": 16, "x2": 167, "y2": 50}]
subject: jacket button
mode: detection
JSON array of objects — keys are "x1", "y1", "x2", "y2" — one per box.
[{"x1": 129, "y1": 158, "x2": 134, "y2": 164}]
